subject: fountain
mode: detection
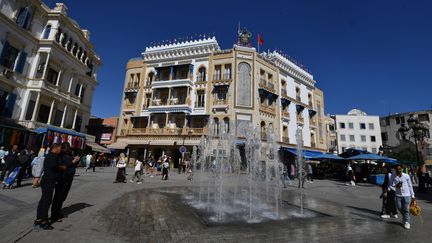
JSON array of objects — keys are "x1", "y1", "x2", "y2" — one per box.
[{"x1": 183, "y1": 117, "x2": 315, "y2": 224}]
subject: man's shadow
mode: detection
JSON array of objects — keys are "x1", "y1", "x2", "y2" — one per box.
[{"x1": 62, "y1": 202, "x2": 93, "y2": 217}]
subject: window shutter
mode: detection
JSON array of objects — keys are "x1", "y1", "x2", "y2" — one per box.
[
  {"x1": 16, "y1": 7, "x2": 29, "y2": 27},
  {"x1": 0, "y1": 41, "x2": 10, "y2": 64},
  {"x1": 15, "y1": 51, "x2": 27, "y2": 73},
  {"x1": 3, "y1": 93, "x2": 16, "y2": 118}
]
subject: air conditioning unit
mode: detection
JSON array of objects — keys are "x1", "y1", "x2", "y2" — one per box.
[{"x1": 2, "y1": 68, "x2": 14, "y2": 78}]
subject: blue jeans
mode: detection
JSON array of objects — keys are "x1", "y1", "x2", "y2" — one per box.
[{"x1": 396, "y1": 196, "x2": 411, "y2": 224}]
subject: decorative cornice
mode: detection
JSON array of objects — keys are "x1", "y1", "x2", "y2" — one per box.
[
  {"x1": 142, "y1": 37, "x2": 220, "y2": 62},
  {"x1": 266, "y1": 51, "x2": 316, "y2": 87}
]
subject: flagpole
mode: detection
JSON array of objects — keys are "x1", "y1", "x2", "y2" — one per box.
[{"x1": 257, "y1": 34, "x2": 260, "y2": 53}]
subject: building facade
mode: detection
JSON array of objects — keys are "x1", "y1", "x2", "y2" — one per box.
[
  {"x1": 380, "y1": 110, "x2": 432, "y2": 165},
  {"x1": 114, "y1": 30, "x2": 327, "y2": 166},
  {"x1": 0, "y1": 0, "x2": 100, "y2": 134},
  {"x1": 334, "y1": 109, "x2": 382, "y2": 154}
]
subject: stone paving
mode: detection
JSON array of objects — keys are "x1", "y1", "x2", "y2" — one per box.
[{"x1": 0, "y1": 167, "x2": 431, "y2": 243}]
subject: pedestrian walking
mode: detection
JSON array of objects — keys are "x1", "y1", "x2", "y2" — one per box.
[
  {"x1": 346, "y1": 163, "x2": 355, "y2": 186},
  {"x1": 391, "y1": 165, "x2": 415, "y2": 229},
  {"x1": 34, "y1": 143, "x2": 64, "y2": 230},
  {"x1": 306, "y1": 163, "x2": 313, "y2": 183},
  {"x1": 31, "y1": 149, "x2": 45, "y2": 188},
  {"x1": 91, "y1": 153, "x2": 97, "y2": 172},
  {"x1": 114, "y1": 153, "x2": 127, "y2": 183},
  {"x1": 289, "y1": 163, "x2": 296, "y2": 180},
  {"x1": 51, "y1": 142, "x2": 80, "y2": 222},
  {"x1": 130, "y1": 159, "x2": 143, "y2": 184},
  {"x1": 162, "y1": 158, "x2": 170, "y2": 180},
  {"x1": 85, "y1": 153, "x2": 92, "y2": 172},
  {"x1": 0, "y1": 146, "x2": 6, "y2": 170},
  {"x1": 380, "y1": 166, "x2": 397, "y2": 219}
]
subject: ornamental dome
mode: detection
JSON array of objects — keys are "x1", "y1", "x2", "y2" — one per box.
[{"x1": 347, "y1": 109, "x2": 367, "y2": 116}]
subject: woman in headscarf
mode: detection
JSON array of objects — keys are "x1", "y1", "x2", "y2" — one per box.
[{"x1": 114, "y1": 153, "x2": 127, "y2": 183}]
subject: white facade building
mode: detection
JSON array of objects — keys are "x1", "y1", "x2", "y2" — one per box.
[
  {"x1": 0, "y1": 0, "x2": 100, "y2": 132},
  {"x1": 334, "y1": 109, "x2": 382, "y2": 154}
]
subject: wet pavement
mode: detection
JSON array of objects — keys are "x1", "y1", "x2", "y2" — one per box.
[{"x1": 0, "y1": 167, "x2": 430, "y2": 243}]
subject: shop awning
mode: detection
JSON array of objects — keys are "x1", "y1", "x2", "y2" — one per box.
[
  {"x1": 0, "y1": 117, "x2": 32, "y2": 131},
  {"x1": 107, "y1": 141, "x2": 127, "y2": 150},
  {"x1": 35, "y1": 126, "x2": 86, "y2": 138},
  {"x1": 86, "y1": 142, "x2": 111, "y2": 153},
  {"x1": 284, "y1": 147, "x2": 323, "y2": 159}
]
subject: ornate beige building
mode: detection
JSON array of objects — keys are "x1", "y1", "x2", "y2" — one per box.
[{"x1": 114, "y1": 30, "x2": 327, "y2": 166}]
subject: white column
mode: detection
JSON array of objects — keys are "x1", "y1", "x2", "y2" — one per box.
[
  {"x1": 68, "y1": 74, "x2": 74, "y2": 93},
  {"x1": 31, "y1": 92, "x2": 41, "y2": 122},
  {"x1": 55, "y1": 68, "x2": 62, "y2": 86},
  {"x1": 78, "y1": 84, "x2": 83, "y2": 97},
  {"x1": 61, "y1": 104, "x2": 68, "y2": 128},
  {"x1": 72, "y1": 108, "x2": 78, "y2": 129},
  {"x1": 29, "y1": 52, "x2": 41, "y2": 79},
  {"x1": 19, "y1": 90, "x2": 31, "y2": 120},
  {"x1": 47, "y1": 99, "x2": 55, "y2": 125},
  {"x1": 41, "y1": 53, "x2": 51, "y2": 80}
]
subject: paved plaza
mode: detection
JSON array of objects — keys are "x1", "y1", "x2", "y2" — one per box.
[{"x1": 0, "y1": 167, "x2": 431, "y2": 243}]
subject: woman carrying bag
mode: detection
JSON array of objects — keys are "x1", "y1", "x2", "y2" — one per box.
[{"x1": 114, "y1": 153, "x2": 127, "y2": 183}]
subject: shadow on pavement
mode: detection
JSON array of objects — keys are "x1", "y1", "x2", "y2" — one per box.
[{"x1": 62, "y1": 202, "x2": 93, "y2": 216}]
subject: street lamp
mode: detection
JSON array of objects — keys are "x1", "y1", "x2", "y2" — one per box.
[{"x1": 398, "y1": 115, "x2": 429, "y2": 166}]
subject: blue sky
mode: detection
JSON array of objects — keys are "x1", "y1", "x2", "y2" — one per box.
[{"x1": 47, "y1": 0, "x2": 432, "y2": 117}]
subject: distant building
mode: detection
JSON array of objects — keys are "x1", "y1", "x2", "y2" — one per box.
[
  {"x1": 380, "y1": 110, "x2": 432, "y2": 165},
  {"x1": 86, "y1": 117, "x2": 118, "y2": 145},
  {"x1": 334, "y1": 109, "x2": 382, "y2": 154}
]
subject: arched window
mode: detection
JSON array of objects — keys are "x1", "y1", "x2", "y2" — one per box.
[
  {"x1": 82, "y1": 51, "x2": 87, "y2": 63},
  {"x1": 147, "y1": 72, "x2": 155, "y2": 86},
  {"x1": 198, "y1": 67, "x2": 206, "y2": 82},
  {"x1": 55, "y1": 28, "x2": 61, "y2": 42},
  {"x1": 42, "y1": 25, "x2": 51, "y2": 39},
  {"x1": 223, "y1": 117, "x2": 229, "y2": 133},
  {"x1": 72, "y1": 43, "x2": 78, "y2": 55},
  {"x1": 213, "y1": 117, "x2": 219, "y2": 136},
  {"x1": 66, "y1": 38, "x2": 73, "y2": 51},
  {"x1": 237, "y1": 62, "x2": 252, "y2": 107},
  {"x1": 61, "y1": 33, "x2": 68, "y2": 47},
  {"x1": 77, "y1": 47, "x2": 82, "y2": 59},
  {"x1": 260, "y1": 121, "x2": 266, "y2": 140}
]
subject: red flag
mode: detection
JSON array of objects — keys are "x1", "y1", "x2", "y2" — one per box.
[{"x1": 258, "y1": 34, "x2": 263, "y2": 46}]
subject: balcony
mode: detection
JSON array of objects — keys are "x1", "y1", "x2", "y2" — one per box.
[
  {"x1": 259, "y1": 79, "x2": 276, "y2": 94},
  {"x1": 261, "y1": 133, "x2": 267, "y2": 141},
  {"x1": 151, "y1": 78, "x2": 193, "y2": 89},
  {"x1": 311, "y1": 142, "x2": 316, "y2": 148},
  {"x1": 282, "y1": 136, "x2": 290, "y2": 144},
  {"x1": 127, "y1": 127, "x2": 208, "y2": 136},
  {"x1": 125, "y1": 82, "x2": 139, "y2": 92},
  {"x1": 259, "y1": 105, "x2": 276, "y2": 116},
  {"x1": 297, "y1": 116, "x2": 304, "y2": 124},
  {"x1": 148, "y1": 97, "x2": 192, "y2": 113},
  {"x1": 282, "y1": 110, "x2": 290, "y2": 118},
  {"x1": 123, "y1": 103, "x2": 136, "y2": 110},
  {"x1": 196, "y1": 74, "x2": 206, "y2": 83},
  {"x1": 212, "y1": 73, "x2": 232, "y2": 86},
  {"x1": 280, "y1": 89, "x2": 288, "y2": 98},
  {"x1": 296, "y1": 95, "x2": 301, "y2": 102}
]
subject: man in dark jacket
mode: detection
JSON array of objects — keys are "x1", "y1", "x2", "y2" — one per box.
[
  {"x1": 0, "y1": 145, "x2": 19, "y2": 182},
  {"x1": 34, "y1": 143, "x2": 64, "y2": 230},
  {"x1": 51, "y1": 142, "x2": 79, "y2": 221}
]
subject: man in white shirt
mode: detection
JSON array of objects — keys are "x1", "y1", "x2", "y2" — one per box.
[
  {"x1": 391, "y1": 165, "x2": 415, "y2": 229},
  {"x1": 130, "y1": 159, "x2": 143, "y2": 184}
]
